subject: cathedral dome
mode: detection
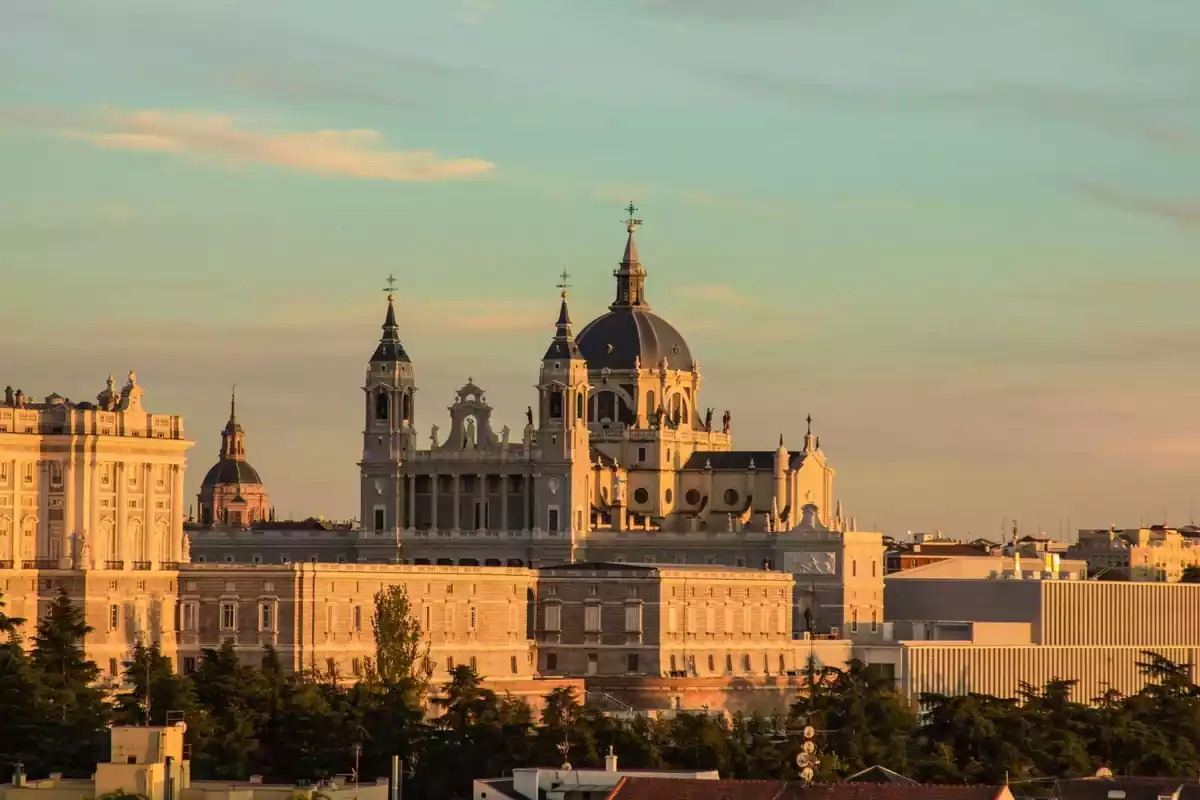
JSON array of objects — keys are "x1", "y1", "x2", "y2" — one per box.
[
  {"x1": 576, "y1": 308, "x2": 693, "y2": 371},
  {"x1": 576, "y1": 211, "x2": 694, "y2": 372},
  {"x1": 201, "y1": 459, "x2": 263, "y2": 488}
]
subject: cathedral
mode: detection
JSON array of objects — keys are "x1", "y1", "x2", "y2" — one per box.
[
  {"x1": 357, "y1": 211, "x2": 859, "y2": 572},
  {"x1": 196, "y1": 391, "x2": 270, "y2": 527}
]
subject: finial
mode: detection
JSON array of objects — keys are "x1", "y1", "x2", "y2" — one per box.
[
  {"x1": 557, "y1": 269, "x2": 571, "y2": 298},
  {"x1": 623, "y1": 201, "x2": 643, "y2": 233},
  {"x1": 779, "y1": 434, "x2": 784, "y2": 448},
  {"x1": 230, "y1": 385, "x2": 237, "y2": 422},
  {"x1": 383, "y1": 274, "x2": 398, "y2": 301},
  {"x1": 806, "y1": 414, "x2": 813, "y2": 435}
]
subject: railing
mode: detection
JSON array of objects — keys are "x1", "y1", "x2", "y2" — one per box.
[
  {"x1": 160, "y1": 561, "x2": 180, "y2": 570},
  {"x1": 0, "y1": 560, "x2": 13, "y2": 569},
  {"x1": 23, "y1": 559, "x2": 59, "y2": 569},
  {"x1": 104, "y1": 560, "x2": 125, "y2": 570},
  {"x1": 132, "y1": 561, "x2": 152, "y2": 571}
]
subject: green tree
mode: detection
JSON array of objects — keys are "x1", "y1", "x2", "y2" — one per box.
[
  {"x1": 0, "y1": 591, "x2": 43, "y2": 782},
  {"x1": 793, "y1": 659, "x2": 916, "y2": 779},
  {"x1": 368, "y1": 585, "x2": 431, "y2": 697},
  {"x1": 30, "y1": 589, "x2": 109, "y2": 776},
  {"x1": 1182, "y1": 565, "x2": 1200, "y2": 584},
  {"x1": 190, "y1": 641, "x2": 269, "y2": 779}
]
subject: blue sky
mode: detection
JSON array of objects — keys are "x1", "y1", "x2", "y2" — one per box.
[{"x1": 2, "y1": 0, "x2": 1199, "y2": 538}]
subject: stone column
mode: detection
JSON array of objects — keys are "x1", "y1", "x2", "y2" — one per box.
[
  {"x1": 522, "y1": 475, "x2": 531, "y2": 531},
  {"x1": 452, "y1": 474, "x2": 461, "y2": 530},
  {"x1": 143, "y1": 463, "x2": 153, "y2": 566},
  {"x1": 501, "y1": 475, "x2": 509, "y2": 533},
  {"x1": 172, "y1": 463, "x2": 185, "y2": 562},
  {"x1": 11, "y1": 458, "x2": 21, "y2": 565},
  {"x1": 430, "y1": 472, "x2": 439, "y2": 530},
  {"x1": 116, "y1": 463, "x2": 126, "y2": 566},
  {"x1": 407, "y1": 475, "x2": 416, "y2": 529},
  {"x1": 477, "y1": 474, "x2": 486, "y2": 530}
]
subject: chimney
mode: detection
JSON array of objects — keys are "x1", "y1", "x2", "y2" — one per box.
[
  {"x1": 13, "y1": 763, "x2": 26, "y2": 787},
  {"x1": 14, "y1": 389, "x2": 24, "y2": 409},
  {"x1": 3, "y1": 386, "x2": 12, "y2": 407},
  {"x1": 605, "y1": 747, "x2": 618, "y2": 773}
]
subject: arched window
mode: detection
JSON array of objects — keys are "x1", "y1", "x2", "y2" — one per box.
[
  {"x1": 576, "y1": 392, "x2": 584, "y2": 421},
  {"x1": 21, "y1": 517, "x2": 37, "y2": 559},
  {"x1": 549, "y1": 390, "x2": 563, "y2": 419},
  {"x1": 375, "y1": 389, "x2": 389, "y2": 421},
  {"x1": 645, "y1": 390, "x2": 655, "y2": 419},
  {"x1": 401, "y1": 392, "x2": 411, "y2": 422}
]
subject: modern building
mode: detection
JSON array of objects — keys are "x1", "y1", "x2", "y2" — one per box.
[
  {"x1": 196, "y1": 391, "x2": 270, "y2": 527},
  {"x1": 867, "y1": 570, "x2": 1200, "y2": 701}
]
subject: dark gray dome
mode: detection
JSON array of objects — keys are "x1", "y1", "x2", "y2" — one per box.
[
  {"x1": 575, "y1": 308, "x2": 693, "y2": 371},
  {"x1": 201, "y1": 460, "x2": 263, "y2": 488}
]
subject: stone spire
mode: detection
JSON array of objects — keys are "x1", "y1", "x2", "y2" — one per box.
[
  {"x1": 371, "y1": 275, "x2": 411, "y2": 363},
  {"x1": 544, "y1": 270, "x2": 582, "y2": 360},
  {"x1": 220, "y1": 387, "x2": 246, "y2": 460},
  {"x1": 611, "y1": 202, "x2": 650, "y2": 310}
]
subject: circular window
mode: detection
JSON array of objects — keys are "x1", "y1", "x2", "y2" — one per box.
[
  {"x1": 685, "y1": 489, "x2": 701, "y2": 506},
  {"x1": 724, "y1": 488, "x2": 740, "y2": 506},
  {"x1": 664, "y1": 488, "x2": 673, "y2": 504},
  {"x1": 633, "y1": 488, "x2": 649, "y2": 504}
]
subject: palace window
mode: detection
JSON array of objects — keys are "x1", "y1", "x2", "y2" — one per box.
[
  {"x1": 707, "y1": 654, "x2": 716, "y2": 673},
  {"x1": 180, "y1": 603, "x2": 197, "y2": 631},
  {"x1": 584, "y1": 603, "x2": 602, "y2": 633},
  {"x1": 850, "y1": 610, "x2": 859, "y2": 633},
  {"x1": 220, "y1": 602, "x2": 237, "y2": 631},
  {"x1": 353, "y1": 605, "x2": 363, "y2": 632},
  {"x1": 627, "y1": 653, "x2": 639, "y2": 673},
  {"x1": 511, "y1": 655, "x2": 519, "y2": 674},
  {"x1": 469, "y1": 606, "x2": 477, "y2": 630},
  {"x1": 259, "y1": 603, "x2": 275, "y2": 632},
  {"x1": 543, "y1": 603, "x2": 562, "y2": 632},
  {"x1": 624, "y1": 603, "x2": 642, "y2": 633},
  {"x1": 109, "y1": 604, "x2": 120, "y2": 631},
  {"x1": 725, "y1": 654, "x2": 733, "y2": 673},
  {"x1": 546, "y1": 652, "x2": 558, "y2": 671},
  {"x1": 23, "y1": 464, "x2": 34, "y2": 485},
  {"x1": 547, "y1": 507, "x2": 559, "y2": 532},
  {"x1": 48, "y1": 462, "x2": 62, "y2": 487}
]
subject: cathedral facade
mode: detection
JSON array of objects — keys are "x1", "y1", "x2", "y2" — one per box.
[{"x1": 351, "y1": 214, "x2": 883, "y2": 638}]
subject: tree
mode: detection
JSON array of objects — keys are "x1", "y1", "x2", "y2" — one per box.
[
  {"x1": 0, "y1": 591, "x2": 43, "y2": 782},
  {"x1": 1182, "y1": 565, "x2": 1200, "y2": 583},
  {"x1": 190, "y1": 641, "x2": 269, "y2": 780},
  {"x1": 368, "y1": 585, "x2": 431, "y2": 697},
  {"x1": 29, "y1": 589, "x2": 110, "y2": 776}
]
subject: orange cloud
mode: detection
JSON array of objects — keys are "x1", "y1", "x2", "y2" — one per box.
[{"x1": 67, "y1": 110, "x2": 494, "y2": 182}]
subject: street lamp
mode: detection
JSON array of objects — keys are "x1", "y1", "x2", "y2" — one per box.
[{"x1": 351, "y1": 744, "x2": 362, "y2": 800}]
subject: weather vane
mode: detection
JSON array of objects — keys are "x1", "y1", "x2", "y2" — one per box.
[
  {"x1": 383, "y1": 274, "x2": 398, "y2": 297},
  {"x1": 623, "y1": 202, "x2": 643, "y2": 230},
  {"x1": 557, "y1": 269, "x2": 571, "y2": 298}
]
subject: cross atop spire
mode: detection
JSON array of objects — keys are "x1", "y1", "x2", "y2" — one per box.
[
  {"x1": 624, "y1": 202, "x2": 642, "y2": 232},
  {"x1": 383, "y1": 274, "x2": 398, "y2": 299},
  {"x1": 544, "y1": 270, "x2": 582, "y2": 360},
  {"x1": 230, "y1": 385, "x2": 237, "y2": 423},
  {"x1": 806, "y1": 414, "x2": 813, "y2": 434},
  {"x1": 557, "y1": 269, "x2": 571, "y2": 298}
]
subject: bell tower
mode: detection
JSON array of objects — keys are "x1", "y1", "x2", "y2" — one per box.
[
  {"x1": 359, "y1": 275, "x2": 416, "y2": 536},
  {"x1": 533, "y1": 272, "x2": 591, "y2": 563}
]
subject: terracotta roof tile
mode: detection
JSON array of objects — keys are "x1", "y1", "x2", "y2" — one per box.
[{"x1": 607, "y1": 778, "x2": 1009, "y2": 800}]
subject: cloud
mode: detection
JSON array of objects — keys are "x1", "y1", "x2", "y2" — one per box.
[
  {"x1": 1072, "y1": 180, "x2": 1200, "y2": 229},
  {"x1": 66, "y1": 109, "x2": 494, "y2": 182},
  {"x1": 673, "y1": 283, "x2": 755, "y2": 308}
]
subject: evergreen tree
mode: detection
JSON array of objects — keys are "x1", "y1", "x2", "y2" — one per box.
[
  {"x1": 190, "y1": 641, "x2": 269, "y2": 779},
  {"x1": 0, "y1": 591, "x2": 44, "y2": 782},
  {"x1": 28, "y1": 589, "x2": 110, "y2": 776}
]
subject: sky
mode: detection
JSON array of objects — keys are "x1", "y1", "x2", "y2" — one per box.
[{"x1": 2, "y1": 0, "x2": 1199, "y2": 539}]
